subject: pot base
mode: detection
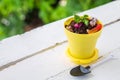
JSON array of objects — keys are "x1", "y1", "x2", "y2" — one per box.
[{"x1": 66, "y1": 48, "x2": 98, "y2": 65}]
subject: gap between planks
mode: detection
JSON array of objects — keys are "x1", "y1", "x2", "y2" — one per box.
[{"x1": 0, "y1": 18, "x2": 120, "y2": 71}]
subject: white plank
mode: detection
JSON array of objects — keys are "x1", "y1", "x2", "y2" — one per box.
[
  {"x1": 0, "y1": 0, "x2": 120, "y2": 67},
  {"x1": 47, "y1": 59, "x2": 120, "y2": 80},
  {"x1": 0, "y1": 35, "x2": 32, "y2": 66},
  {"x1": 0, "y1": 21, "x2": 120, "y2": 80},
  {"x1": 20, "y1": 22, "x2": 67, "y2": 52}
]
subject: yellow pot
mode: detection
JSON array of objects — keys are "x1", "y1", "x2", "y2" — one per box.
[{"x1": 64, "y1": 17, "x2": 103, "y2": 64}]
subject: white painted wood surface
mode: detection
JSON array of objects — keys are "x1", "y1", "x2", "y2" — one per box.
[
  {"x1": 0, "y1": 0, "x2": 120, "y2": 80},
  {"x1": 0, "y1": 0, "x2": 120, "y2": 67}
]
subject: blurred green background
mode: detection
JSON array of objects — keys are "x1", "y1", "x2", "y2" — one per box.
[{"x1": 0, "y1": 0, "x2": 112, "y2": 40}]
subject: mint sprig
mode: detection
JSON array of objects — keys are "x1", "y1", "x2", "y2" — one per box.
[{"x1": 74, "y1": 14, "x2": 89, "y2": 26}]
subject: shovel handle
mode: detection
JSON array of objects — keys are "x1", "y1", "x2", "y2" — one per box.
[{"x1": 90, "y1": 54, "x2": 114, "y2": 69}]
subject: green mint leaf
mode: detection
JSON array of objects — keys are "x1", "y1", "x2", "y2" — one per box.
[
  {"x1": 84, "y1": 14, "x2": 89, "y2": 18},
  {"x1": 84, "y1": 19, "x2": 89, "y2": 26},
  {"x1": 74, "y1": 15, "x2": 81, "y2": 23}
]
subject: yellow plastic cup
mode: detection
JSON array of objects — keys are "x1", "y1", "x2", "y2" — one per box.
[{"x1": 64, "y1": 17, "x2": 103, "y2": 64}]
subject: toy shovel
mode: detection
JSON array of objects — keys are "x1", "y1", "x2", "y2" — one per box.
[{"x1": 70, "y1": 54, "x2": 114, "y2": 76}]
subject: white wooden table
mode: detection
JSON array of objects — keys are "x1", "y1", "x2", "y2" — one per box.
[{"x1": 0, "y1": 1, "x2": 120, "y2": 80}]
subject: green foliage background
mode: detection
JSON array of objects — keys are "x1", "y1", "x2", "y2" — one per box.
[{"x1": 0, "y1": 0, "x2": 112, "y2": 40}]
